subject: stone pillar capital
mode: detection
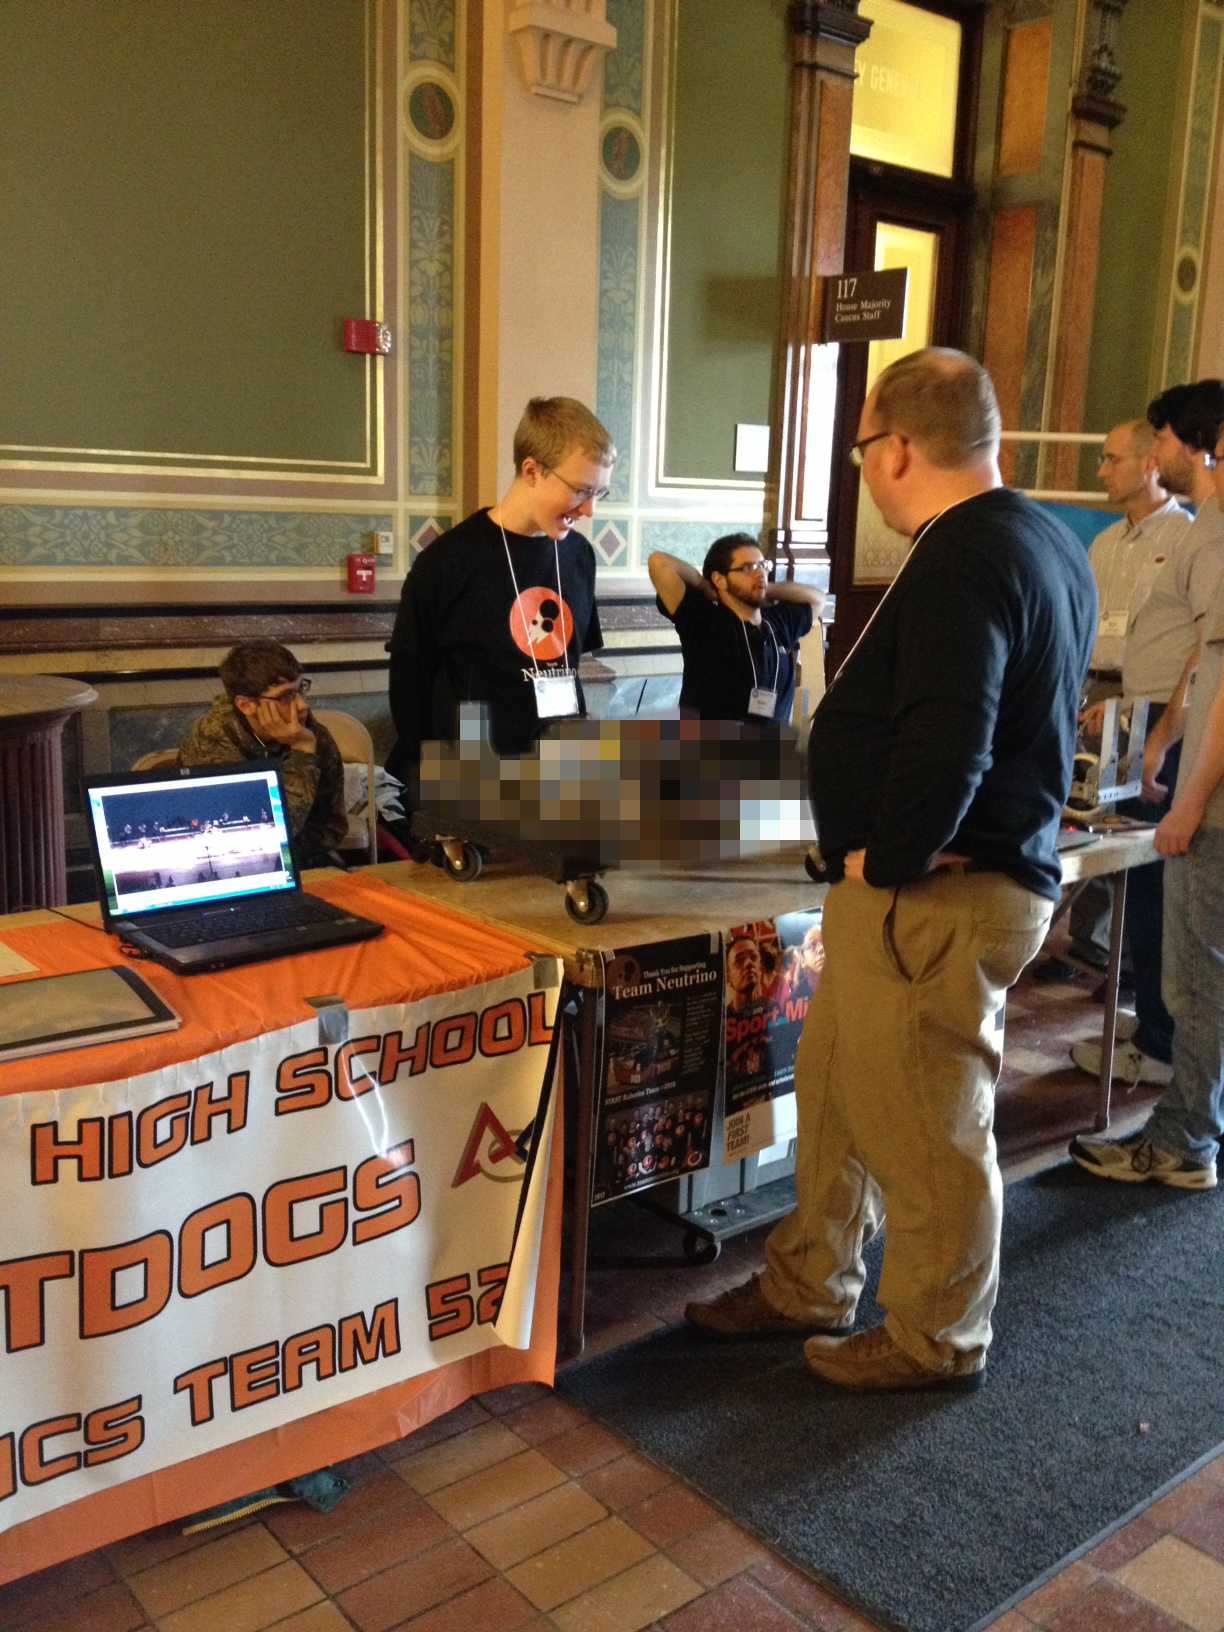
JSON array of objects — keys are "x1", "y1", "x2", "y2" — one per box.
[{"x1": 506, "y1": 0, "x2": 617, "y2": 105}]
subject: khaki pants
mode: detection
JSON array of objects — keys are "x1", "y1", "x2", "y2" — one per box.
[{"x1": 761, "y1": 869, "x2": 1052, "y2": 1368}]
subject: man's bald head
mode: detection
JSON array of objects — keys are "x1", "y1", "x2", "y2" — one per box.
[
  {"x1": 1098, "y1": 418, "x2": 1165, "y2": 515},
  {"x1": 1119, "y1": 419, "x2": 1155, "y2": 457},
  {"x1": 871, "y1": 348, "x2": 1001, "y2": 470}
]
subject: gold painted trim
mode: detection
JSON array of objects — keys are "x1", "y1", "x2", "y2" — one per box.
[
  {"x1": 0, "y1": 443, "x2": 370, "y2": 468},
  {"x1": 1158, "y1": 1, "x2": 1224, "y2": 386},
  {"x1": 650, "y1": 0, "x2": 681, "y2": 492}
]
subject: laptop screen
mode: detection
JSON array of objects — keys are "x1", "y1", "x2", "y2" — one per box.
[{"x1": 87, "y1": 765, "x2": 297, "y2": 919}]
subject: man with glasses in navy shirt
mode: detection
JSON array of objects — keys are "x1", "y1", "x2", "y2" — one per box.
[{"x1": 648, "y1": 534, "x2": 823, "y2": 724}]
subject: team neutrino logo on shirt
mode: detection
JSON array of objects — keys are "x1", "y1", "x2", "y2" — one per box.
[{"x1": 509, "y1": 586, "x2": 575, "y2": 660}]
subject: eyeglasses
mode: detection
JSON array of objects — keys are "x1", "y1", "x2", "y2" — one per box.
[
  {"x1": 541, "y1": 465, "x2": 611, "y2": 504},
  {"x1": 848, "y1": 430, "x2": 897, "y2": 467},
  {"x1": 728, "y1": 562, "x2": 769, "y2": 576},
  {"x1": 258, "y1": 678, "x2": 312, "y2": 702}
]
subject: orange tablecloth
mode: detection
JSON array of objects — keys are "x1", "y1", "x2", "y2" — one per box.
[{"x1": 0, "y1": 875, "x2": 564, "y2": 1583}]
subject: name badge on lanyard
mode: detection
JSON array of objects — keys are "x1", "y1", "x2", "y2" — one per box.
[
  {"x1": 533, "y1": 672, "x2": 579, "y2": 719},
  {"x1": 1098, "y1": 610, "x2": 1128, "y2": 639},
  {"x1": 743, "y1": 616, "x2": 781, "y2": 720}
]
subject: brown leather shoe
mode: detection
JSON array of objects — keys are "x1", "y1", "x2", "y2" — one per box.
[
  {"x1": 684, "y1": 1274, "x2": 850, "y2": 1338},
  {"x1": 804, "y1": 1324, "x2": 985, "y2": 1391}
]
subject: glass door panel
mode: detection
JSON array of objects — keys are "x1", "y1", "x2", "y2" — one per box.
[{"x1": 850, "y1": 0, "x2": 962, "y2": 179}]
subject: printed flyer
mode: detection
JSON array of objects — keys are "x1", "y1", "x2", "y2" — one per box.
[
  {"x1": 722, "y1": 908, "x2": 823, "y2": 1161},
  {"x1": 592, "y1": 935, "x2": 723, "y2": 1204}
]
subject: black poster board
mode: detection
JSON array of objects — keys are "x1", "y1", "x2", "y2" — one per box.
[{"x1": 591, "y1": 935, "x2": 723, "y2": 1205}]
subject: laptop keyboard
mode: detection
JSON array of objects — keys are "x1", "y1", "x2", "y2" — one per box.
[{"x1": 149, "y1": 895, "x2": 342, "y2": 947}]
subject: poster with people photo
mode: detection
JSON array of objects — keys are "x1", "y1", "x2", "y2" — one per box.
[
  {"x1": 592, "y1": 935, "x2": 723, "y2": 1205},
  {"x1": 722, "y1": 908, "x2": 823, "y2": 1162}
]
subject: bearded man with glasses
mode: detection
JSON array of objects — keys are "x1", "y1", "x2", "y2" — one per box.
[
  {"x1": 180, "y1": 638, "x2": 348, "y2": 867},
  {"x1": 648, "y1": 534, "x2": 823, "y2": 723}
]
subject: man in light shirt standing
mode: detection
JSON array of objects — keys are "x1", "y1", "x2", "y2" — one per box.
[
  {"x1": 1083, "y1": 419, "x2": 1190, "y2": 706},
  {"x1": 1071, "y1": 383, "x2": 1224, "y2": 1091},
  {"x1": 1072, "y1": 409, "x2": 1224, "y2": 1189},
  {"x1": 1056, "y1": 417, "x2": 1189, "y2": 1055}
]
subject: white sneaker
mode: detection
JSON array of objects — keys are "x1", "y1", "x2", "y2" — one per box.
[
  {"x1": 1070, "y1": 1129, "x2": 1216, "y2": 1189},
  {"x1": 1070, "y1": 1037, "x2": 1173, "y2": 1086}
]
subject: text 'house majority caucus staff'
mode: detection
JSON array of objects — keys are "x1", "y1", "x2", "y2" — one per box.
[{"x1": 0, "y1": 965, "x2": 560, "y2": 1532}]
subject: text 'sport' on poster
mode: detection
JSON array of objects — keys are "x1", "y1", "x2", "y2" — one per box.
[
  {"x1": 591, "y1": 936, "x2": 723, "y2": 1205},
  {"x1": 721, "y1": 909, "x2": 823, "y2": 1161}
]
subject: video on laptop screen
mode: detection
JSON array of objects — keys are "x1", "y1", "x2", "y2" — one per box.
[{"x1": 89, "y1": 767, "x2": 296, "y2": 917}]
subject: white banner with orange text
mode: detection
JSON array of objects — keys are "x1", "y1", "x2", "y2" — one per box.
[{"x1": 0, "y1": 964, "x2": 560, "y2": 1531}]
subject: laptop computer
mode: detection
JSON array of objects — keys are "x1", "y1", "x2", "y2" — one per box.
[{"x1": 83, "y1": 760, "x2": 382, "y2": 973}]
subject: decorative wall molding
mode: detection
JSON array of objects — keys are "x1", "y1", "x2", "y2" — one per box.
[
  {"x1": 405, "y1": 0, "x2": 459, "y2": 504},
  {"x1": 0, "y1": 507, "x2": 392, "y2": 570},
  {"x1": 507, "y1": 0, "x2": 617, "y2": 103},
  {"x1": 1161, "y1": 0, "x2": 1224, "y2": 385},
  {"x1": 596, "y1": 0, "x2": 646, "y2": 515}
]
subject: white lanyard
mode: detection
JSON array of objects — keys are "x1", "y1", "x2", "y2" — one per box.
[
  {"x1": 740, "y1": 616, "x2": 781, "y2": 690},
  {"x1": 825, "y1": 495, "x2": 974, "y2": 696},
  {"x1": 497, "y1": 518, "x2": 567, "y2": 677}
]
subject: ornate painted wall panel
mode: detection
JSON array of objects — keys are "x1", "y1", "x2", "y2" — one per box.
[
  {"x1": 1161, "y1": 2, "x2": 1224, "y2": 386},
  {"x1": 404, "y1": 0, "x2": 460, "y2": 523},
  {"x1": 0, "y1": 507, "x2": 393, "y2": 570},
  {"x1": 594, "y1": 0, "x2": 770, "y2": 577},
  {"x1": 597, "y1": 0, "x2": 647, "y2": 516},
  {"x1": 0, "y1": 0, "x2": 469, "y2": 590}
]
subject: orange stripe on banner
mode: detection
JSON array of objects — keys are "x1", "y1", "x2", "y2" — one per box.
[{"x1": 0, "y1": 875, "x2": 541, "y2": 1099}]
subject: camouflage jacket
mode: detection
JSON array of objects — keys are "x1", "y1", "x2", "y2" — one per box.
[{"x1": 179, "y1": 695, "x2": 349, "y2": 855}]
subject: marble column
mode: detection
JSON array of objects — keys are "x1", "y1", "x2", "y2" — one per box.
[{"x1": 765, "y1": 1, "x2": 872, "y2": 574}]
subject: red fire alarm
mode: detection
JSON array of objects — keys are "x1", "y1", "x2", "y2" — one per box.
[
  {"x1": 344, "y1": 319, "x2": 393, "y2": 354},
  {"x1": 347, "y1": 552, "x2": 376, "y2": 593}
]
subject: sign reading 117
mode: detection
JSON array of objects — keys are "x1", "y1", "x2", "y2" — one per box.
[{"x1": 819, "y1": 267, "x2": 908, "y2": 343}]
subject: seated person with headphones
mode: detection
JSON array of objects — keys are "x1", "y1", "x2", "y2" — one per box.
[{"x1": 648, "y1": 534, "x2": 824, "y2": 723}]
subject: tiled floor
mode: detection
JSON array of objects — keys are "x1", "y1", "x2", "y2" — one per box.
[
  {"x1": 4, "y1": 1389, "x2": 1223, "y2": 1632},
  {"x1": 4, "y1": 949, "x2": 1221, "y2": 1632}
]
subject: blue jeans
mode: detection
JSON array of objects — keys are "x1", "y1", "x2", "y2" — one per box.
[
  {"x1": 1152, "y1": 825, "x2": 1224, "y2": 1164},
  {"x1": 1120, "y1": 737, "x2": 1181, "y2": 1063}
]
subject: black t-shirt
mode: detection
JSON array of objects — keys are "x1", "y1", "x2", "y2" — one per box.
[
  {"x1": 659, "y1": 586, "x2": 812, "y2": 722},
  {"x1": 388, "y1": 509, "x2": 604, "y2": 761},
  {"x1": 809, "y1": 488, "x2": 1096, "y2": 900}
]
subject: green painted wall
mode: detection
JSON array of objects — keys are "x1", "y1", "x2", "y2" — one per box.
[
  {"x1": 0, "y1": 0, "x2": 373, "y2": 470},
  {"x1": 1084, "y1": 0, "x2": 1189, "y2": 443},
  {"x1": 662, "y1": 0, "x2": 789, "y2": 482}
]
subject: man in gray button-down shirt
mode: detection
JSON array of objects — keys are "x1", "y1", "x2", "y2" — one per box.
[{"x1": 1083, "y1": 420, "x2": 1190, "y2": 695}]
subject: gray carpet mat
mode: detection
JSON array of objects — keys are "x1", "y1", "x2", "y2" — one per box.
[{"x1": 558, "y1": 1162, "x2": 1224, "y2": 1632}]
